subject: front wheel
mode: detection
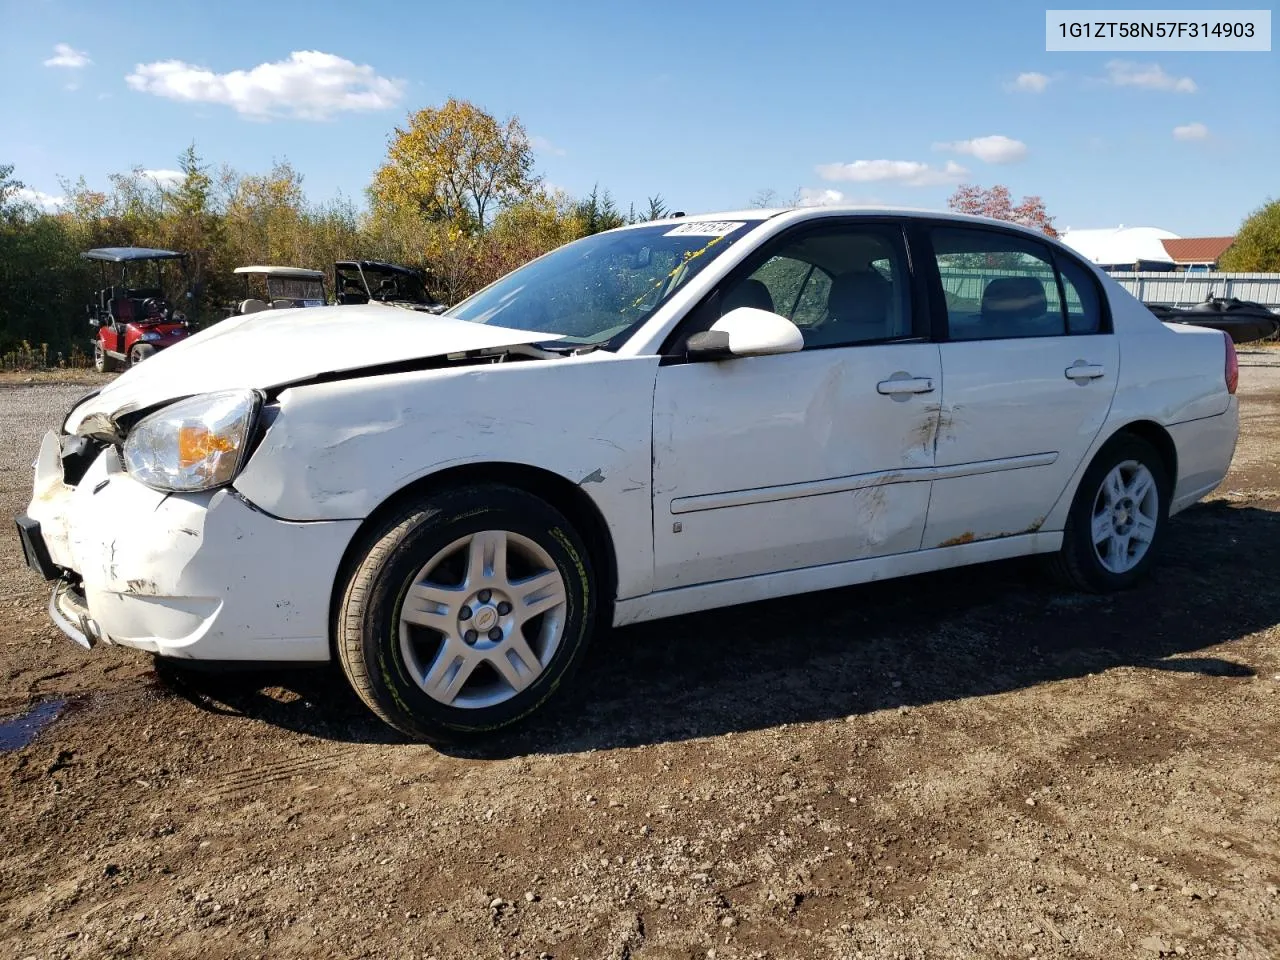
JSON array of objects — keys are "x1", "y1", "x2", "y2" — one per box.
[
  {"x1": 336, "y1": 484, "x2": 598, "y2": 743},
  {"x1": 1046, "y1": 434, "x2": 1171, "y2": 592},
  {"x1": 129, "y1": 343, "x2": 157, "y2": 366},
  {"x1": 93, "y1": 340, "x2": 120, "y2": 373}
]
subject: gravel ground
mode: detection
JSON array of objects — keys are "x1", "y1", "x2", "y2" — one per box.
[{"x1": 1, "y1": 362, "x2": 1277, "y2": 960}]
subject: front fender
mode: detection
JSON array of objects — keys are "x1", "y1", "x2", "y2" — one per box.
[{"x1": 233, "y1": 355, "x2": 659, "y2": 598}]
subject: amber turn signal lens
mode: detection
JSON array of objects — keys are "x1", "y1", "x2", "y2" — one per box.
[{"x1": 177, "y1": 425, "x2": 235, "y2": 468}]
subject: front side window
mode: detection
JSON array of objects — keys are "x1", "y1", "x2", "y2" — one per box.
[
  {"x1": 932, "y1": 227, "x2": 1066, "y2": 340},
  {"x1": 718, "y1": 224, "x2": 913, "y2": 348},
  {"x1": 448, "y1": 220, "x2": 758, "y2": 345}
]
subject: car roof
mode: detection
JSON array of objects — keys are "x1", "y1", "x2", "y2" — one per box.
[
  {"x1": 233, "y1": 265, "x2": 327, "y2": 280},
  {"x1": 617, "y1": 205, "x2": 1067, "y2": 245},
  {"x1": 335, "y1": 260, "x2": 420, "y2": 275},
  {"x1": 80, "y1": 247, "x2": 187, "y2": 262}
]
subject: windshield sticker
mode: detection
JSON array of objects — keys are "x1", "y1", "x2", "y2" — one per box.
[{"x1": 664, "y1": 220, "x2": 746, "y2": 237}]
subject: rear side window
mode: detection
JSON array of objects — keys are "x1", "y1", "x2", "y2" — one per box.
[
  {"x1": 1055, "y1": 254, "x2": 1104, "y2": 334},
  {"x1": 931, "y1": 227, "x2": 1064, "y2": 340}
]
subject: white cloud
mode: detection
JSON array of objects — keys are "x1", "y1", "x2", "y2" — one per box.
[
  {"x1": 1009, "y1": 71, "x2": 1049, "y2": 93},
  {"x1": 1105, "y1": 60, "x2": 1196, "y2": 93},
  {"x1": 529, "y1": 135, "x2": 567, "y2": 157},
  {"x1": 1173, "y1": 122, "x2": 1209, "y2": 141},
  {"x1": 141, "y1": 168, "x2": 184, "y2": 186},
  {"x1": 933, "y1": 135, "x2": 1028, "y2": 164},
  {"x1": 125, "y1": 50, "x2": 405, "y2": 120},
  {"x1": 15, "y1": 187, "x2": 65, "y2": 211},
  {"x1": 44, "y1": 43, "x2": 91, "y2": 69},
  {"x1": 815, "y1": 159, "x2": 968, "y2": 187},
  {"x1": 797, "y1": 188, "x2": 844, "y2": 206}
]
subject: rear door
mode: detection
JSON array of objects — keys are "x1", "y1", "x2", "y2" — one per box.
[{"x1": 919, "y1": 224, "x2": 1119, "y2": 548}]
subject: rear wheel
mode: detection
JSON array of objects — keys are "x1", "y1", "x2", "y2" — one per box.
[
  {"x1": 1046, "y1": 434, "x2": 1170, "y2": 592},
  {"x1": 336, "y1": 484, "x2": 597, "y2": 743}
]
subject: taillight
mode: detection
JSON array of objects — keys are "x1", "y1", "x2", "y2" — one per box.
[{"x1": 1224, "y1": 331, "x2": 1238, "y2": 395}]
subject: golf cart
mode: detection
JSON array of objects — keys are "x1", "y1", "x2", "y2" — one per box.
[
  {"x1": 82, "y1": 246, "x2": 192, "y2": 372},
  {"x1": 230, "y1": 265, "x2": 328, "y2": 316},
  {"x1": 334, "y1": 260, "x2": 446, "y2": 313}
]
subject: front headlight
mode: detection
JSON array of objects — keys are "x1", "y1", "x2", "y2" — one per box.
[
  {"x1": 123, "y1": 389, "x2": 262, "y2": 492},
  {"x1": 140, "y1": 331, "x2": 162, "y2": 342}
]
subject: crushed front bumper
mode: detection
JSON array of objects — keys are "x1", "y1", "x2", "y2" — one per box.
[{"x1": 20, "y1": 430, "x2": 361, "y2": 661}]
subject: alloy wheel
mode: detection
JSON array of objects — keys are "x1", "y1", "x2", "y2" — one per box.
[
  {"x1": 1091, "y1": 460, "x2": 1159, "y2": 574},
  {"x1": 397, "y1": 529, "x2": 567, "y2": 709}
]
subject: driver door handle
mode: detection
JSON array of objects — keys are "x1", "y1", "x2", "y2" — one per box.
[
  {"x1": 1065, "y1": 363, "x2": 1105, "y2": 381},
  {"x1": 877, "y1": 376, "x2": 935, "y2": 395}
]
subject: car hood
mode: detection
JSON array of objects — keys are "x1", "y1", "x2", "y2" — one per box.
[{"x1": 66, "y1": 303, "x2": 563, "y2": 430}]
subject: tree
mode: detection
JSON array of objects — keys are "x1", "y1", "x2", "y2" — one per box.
[
  {"x1": 371, "y1": 98, "x2": 536, "y2": 232},
  {"x1": 573, "y1": 183, "x2": 626, "y2": 235},
  {"x1": 644, "y1": 194, "x2": 669, "y2": 221},
  {"x1": 479, "y1": 188, "x2": 583, "y2": 286},
  {"x1": 749, "y1": 188, "x2": 778, "y2": 208},
  {"x1": 162, "y1": 145, "x2": 223, "y2": 315},
  {"x1": 948, "y1": 183, "x2": 1058, "y2": 237},
  {"x1": 1219, "y1": 199, "x2": 1280, "y2": 272},
  {"x1": 0, "y1": 164, "x2": 25, "y2": 216}
]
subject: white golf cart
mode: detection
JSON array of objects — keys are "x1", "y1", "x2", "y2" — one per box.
[{"x1": 230, "y1": 265, "x2": 328, "y2": 315}]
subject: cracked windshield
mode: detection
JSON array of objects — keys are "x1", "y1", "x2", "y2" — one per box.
[{"x1": 447, "y1": 220, "x2": 755, "y2": 344}]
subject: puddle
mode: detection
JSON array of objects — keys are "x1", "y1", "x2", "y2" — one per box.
[{"x1": 0, "y1": 699, "x2": 67, "y2": 751}]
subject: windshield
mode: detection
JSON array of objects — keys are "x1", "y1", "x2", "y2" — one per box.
[
  {"x1": 337, "y1": 264, "x2": 432, "y2": 304},
  {"x1": 266, "y1": 277, "x2": 325, "y2": 304},
  {"x1": 446, "y1": 220, "x2": 758, "y2": 345},
  {"x1": 365, "y1": 268, "x2": 429, "y2": 303}
]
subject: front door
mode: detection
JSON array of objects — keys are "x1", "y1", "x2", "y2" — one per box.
[{"x1": 650, "y1": 219, "x2": 941, "y2": 591}]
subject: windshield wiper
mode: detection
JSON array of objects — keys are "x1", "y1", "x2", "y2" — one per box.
[{"x1": 532, "y1": 340, "x2": 603, "y2": 355}]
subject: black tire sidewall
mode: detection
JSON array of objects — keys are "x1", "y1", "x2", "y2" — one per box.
[
  {"x1": 349, "y1": 487, "x2": 596, "y2": 739},
  {"x1": 1064, "y1": 435, "x2": 1171, "y2": 590}
]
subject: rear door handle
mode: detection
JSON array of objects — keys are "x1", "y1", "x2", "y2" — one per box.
[
  {"x1": 877, "y1": 376, "x2": 935, "y2": 396},
  {"x1": 1064, "y1": 362, "x2": 1105, "y2": 381}
]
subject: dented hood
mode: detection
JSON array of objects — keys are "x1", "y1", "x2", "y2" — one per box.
[{"x1": 65, "y1": 304, "x2": 563, "y2": 431}]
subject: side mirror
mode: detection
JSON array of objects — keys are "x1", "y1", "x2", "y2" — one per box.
[{"x1": 686, "y1": 306, "x2": 804, "y2": 360}]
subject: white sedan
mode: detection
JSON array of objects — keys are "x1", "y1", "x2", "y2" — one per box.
[{"x1": 16, "y1": 207, "x2": 1240, "y2": 742}]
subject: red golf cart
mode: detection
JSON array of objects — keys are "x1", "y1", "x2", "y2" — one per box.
[{"x1": 82, "y1": 246, "x2": 193, "y2": 372}]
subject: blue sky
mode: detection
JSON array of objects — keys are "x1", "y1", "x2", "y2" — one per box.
[{"x1": 2, "y1": 0, "x2": 1275, "y2": 235}]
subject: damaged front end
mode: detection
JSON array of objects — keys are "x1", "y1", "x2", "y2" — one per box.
[
  {"x1": 15, "y1": 394, "x2": 136, "y2": 648},
  {"x1": 16, "y1": 387, "x2": 362, "y2": 662}
]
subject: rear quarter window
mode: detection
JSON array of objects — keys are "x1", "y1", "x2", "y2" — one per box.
[{"x1": 1054, "y1": 253, "x2": 1106, "y2": 334}]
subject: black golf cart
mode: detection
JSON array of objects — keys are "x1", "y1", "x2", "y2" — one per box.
[{"x1": 334, "y1": 260, "x2": 445, "y2": 313}]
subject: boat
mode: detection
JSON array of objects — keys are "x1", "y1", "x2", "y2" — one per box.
[{"x1": 1146, "y1": 296, "x2": 1280, "y2": 344}]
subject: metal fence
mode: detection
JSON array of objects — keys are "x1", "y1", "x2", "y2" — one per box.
[{"x1": 1108, "y1": 272, "x2": 1280, "y2": 309}]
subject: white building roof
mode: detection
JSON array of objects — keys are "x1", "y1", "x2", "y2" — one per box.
[{"x1": 1059, "y1": 226, "x2": 1180, "y2": 266}]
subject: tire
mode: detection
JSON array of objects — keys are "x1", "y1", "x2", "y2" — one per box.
[
  {"x1": 1045, "y1": 433, "x2": 1171, "y2": 593},
  {"x1": 93, "y1": 341, "x2": 120, "y2": 373},
  {"x1": 129, "y1": 343, "x2": 157, "y2": 365},
  {"x1": 336, "y1": 484, "x2": 598, "y2": 743}
]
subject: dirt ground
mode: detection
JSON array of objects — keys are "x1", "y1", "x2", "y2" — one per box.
[{"x1": 1, "y1": 356, "x2": 1277, "y2": 960}]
